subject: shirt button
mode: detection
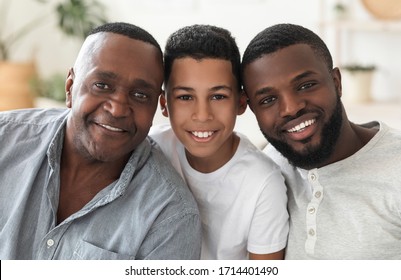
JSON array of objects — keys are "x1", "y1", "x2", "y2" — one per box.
[
  {"x1": 308, "y1": 207, "x2": 316, "y2": 214},
  {"x1": 315, "y1": 191, "x2": 322, "y2": 198},
  {"x1": 47, "y1": 239, "x2": 55, "y2": 247},
  {"x1": 309, "y1": 173, "x2": 317, "y2": 181},
  {"x1": 308, "y1": 228, "x2": 315, "y2": 236}
]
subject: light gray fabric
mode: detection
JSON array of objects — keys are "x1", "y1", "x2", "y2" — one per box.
[
  {"x1": 264, "y1": 121, "x2": 401, "y2": 259},
  {"x1": 0, "y1": 108, "x2": 201, "y2": 260}
]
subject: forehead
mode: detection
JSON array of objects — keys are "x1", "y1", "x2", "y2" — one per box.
[
  {"x1": 243, "y1": 44, "x2": 327, "y2": 87},
  {"x1": 169, "y1": 57, "x2": 236, "y2": 85},
  {"x1": 82, "y1": 33, "x2": 163, "y2": 84}
]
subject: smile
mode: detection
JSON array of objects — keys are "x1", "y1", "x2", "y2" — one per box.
[
  {"x1": 191, "y1": 131, "x2": 214, "y2": 138},
  {"x1": 98, "y1": 123, "x2": 124, "y2": 132},
  {"x1": 287, "y1": 119, "x2": 316, "y2": 133}
]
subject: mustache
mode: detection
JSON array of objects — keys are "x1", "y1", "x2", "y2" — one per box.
[{"x1": 282, "y1": 108, "x2": 317, "y2": 123}]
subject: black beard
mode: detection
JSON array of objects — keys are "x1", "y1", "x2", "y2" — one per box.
[{"x1": 263, "y1": 95, "x2": 343, "y2": 169}]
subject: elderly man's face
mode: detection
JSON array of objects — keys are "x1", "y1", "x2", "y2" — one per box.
[{"x1": 66, "y1": 32, "x2": 163, "y2": 163}]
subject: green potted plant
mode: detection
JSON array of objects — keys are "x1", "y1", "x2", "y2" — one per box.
[
  {"x1": 341, "y1": 63, "x2": 376, "y2": 103},
  {"x1": 342, "y1": 64, "x2": 376, "y2": 72},
  {"x1": 0, "y1": 0, "x2": 107, "y2": 111},
  {"x1": 333, "y1": 2, "x2": 348, "y2": 20}
]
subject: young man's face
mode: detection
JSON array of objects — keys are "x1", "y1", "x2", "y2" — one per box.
[
  {"x1": 243, "y1": 44, "x2": 343, "y2": 169},
  {"x1": 66, "y1": 33, "x2": 163, "y2": 163},
  {"x1": 162, "y1": 58, "x2": 246, "y2": 171}
]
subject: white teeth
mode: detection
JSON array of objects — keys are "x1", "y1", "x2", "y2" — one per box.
[
  {"x1": 288, "y1": 119, "x2": 315, "y2": 133},
  {"x1": 192, "y1": 131, "x2": 214, "y2": 138},
  {"x1": 99, "y1": 123, "x2": 124, "y2": 132}
]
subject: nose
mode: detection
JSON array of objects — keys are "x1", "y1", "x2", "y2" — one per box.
[
  {"x1": 279, "y1": 93, "x2": 306, "y2": 118},
  {"x1": 192, "y1": 100, "x2": 213, "y2": 122},
  {"x1": 103, "y1": 91, "x2": 132, "y2": 118}
]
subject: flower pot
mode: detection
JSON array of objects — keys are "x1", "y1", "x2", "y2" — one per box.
[
  {"x1": 341, "y1": 70, "x2": 374, "y2": 103},
  {"x1": 0, "y1": 61, "x2": 36, "y2": 111}
]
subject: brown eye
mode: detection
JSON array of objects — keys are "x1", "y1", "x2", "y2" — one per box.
[
  {"x1": 95, "y1": 83, "x2": 111, "y2": 90},
  {"x1": 178, "y1": 95, "x2": 192, "y2": 101},
  {"x1": 261, "y1": 96, "x2": 277, "y2": 105},
  {"x1": 131, "y1": 92, "x2": 149, "y2": 101},
  {"x1": 212, "y1": 94, "x2": 226, "y2": 100},
  {"x1": 299, "y1": 82, "x2": 315, "y2": 91}
]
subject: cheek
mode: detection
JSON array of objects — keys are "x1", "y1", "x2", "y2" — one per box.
[
  {"x1": 70, "y1": 98, "x2": 90, "y2": 121},
  {"x1": 136, "y1": 107, "x2": 158, "y2": 128},
  {"x1": 254, "y1": 108, "x2": 276, "y2": 132},
  {"x1": 70, "y1": 88, "x2": 97, "y2": 112},
  {"x1": 216, "y1": 103, "x2": 237, "y2": 124},
  {"x1": 168, "y1": 102, "x2": 191, "y2": 120}
]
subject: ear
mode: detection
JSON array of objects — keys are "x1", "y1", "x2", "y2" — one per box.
[
  {"x1": 332, "y1": 67, "x2": 342, "y2": 98},
  {"x1": 242, "y1": 89, "x2": 254, "y2": 112},
  {"x1": 237, "y1": 90, "x2": 248, "y2": 116},
  {"x1": 159, "y1": 92, "x2": 169, "y2": 117},
  {"x1": 65, "y1": 68, "x2": 74, "y2": 108}
]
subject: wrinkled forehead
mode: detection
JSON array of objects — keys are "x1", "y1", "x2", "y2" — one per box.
[
  {"x1": 73, "y1": 33, "x2": 163, "y2": 84},
  {"x1": 75, "y1": 32, "x2": 162, "y2": 69}
]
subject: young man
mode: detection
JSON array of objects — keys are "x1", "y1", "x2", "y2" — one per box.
[
  {"x1": 0, "y1": 22, "x2": 201, "y2": 259},
  {"x1": 242, "y1": 23, "x2": 401, "y2": 259},
  {"x1": 150, "y1": 24, "x2": 288, "y2": 260}
]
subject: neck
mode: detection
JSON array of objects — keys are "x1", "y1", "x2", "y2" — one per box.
[
  {"x1": 186, "y1": 133, "x2": 240, "y2": 173},
  {"x1": 60, "y1": 133, "x2": 129, "y2": 188},
  {"x1": 318, "y1": 120, "x2": 377, "y2": 168},
  {"x1": 56, "y1": 134, "x2": 129, "y2": 224}
]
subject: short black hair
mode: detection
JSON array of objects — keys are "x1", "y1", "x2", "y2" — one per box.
[
  {"x1": 89, "y1": 22, "x2": 162, "y2": 57},
  {"x1": 242, "y1": 23, "x2": 333, "y2": 72},
  {"x1": 164, "y1": 24, "x2": 241, "y2": 90}
]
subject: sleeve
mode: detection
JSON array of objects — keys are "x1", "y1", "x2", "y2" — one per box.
[{"x1": 247, "y1": 168, "x2": 289, "y2": 254}]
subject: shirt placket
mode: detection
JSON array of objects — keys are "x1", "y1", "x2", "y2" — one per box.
[
  {"x1": 36, "y1": 223, "x2": 71, "y2": 259},
  {"x1": 305, "y1": 169, "x2": 323, "y2": 255}
]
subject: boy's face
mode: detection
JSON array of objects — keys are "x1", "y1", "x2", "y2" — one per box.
[{"x1": 162, "y1": 58, "x2": 246, "y2": 170}]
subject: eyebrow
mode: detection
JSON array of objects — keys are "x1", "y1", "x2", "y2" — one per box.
[
  {"x1": 210, "y1": 85, "x2": 233, "y2": 92},
  {"x1": 96, "y1": 71, "x2": 157, "y2": 90},
  {"x1": 171, "y1": 86, "x2": 193, "y2": 93},
  {"x1": 96, "y1": 71, "x2": 118, "y2": 80},
  {"x1": 254, "y1": 70, "x2": 318, "y2": 96},
  {"x1": 172, "y1": 85, "x2": 233, "y2": 92},
  {"x1": 255, "y1": 86, "x2": 274, "y2": 96},
  {"x1": 132, "y1": 78, "x2": 157, "y2": 90},
  {"x1": 291, "y1": 70, "x2": 317, "y2": 83}
]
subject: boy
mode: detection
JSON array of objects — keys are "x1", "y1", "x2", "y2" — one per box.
[{"x1": 150, "y1": 24, "x2": 288, "y2": 259}]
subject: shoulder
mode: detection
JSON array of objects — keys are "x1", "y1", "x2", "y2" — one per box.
[
  {"x1": 262, "y1": 142, "x2": 300, "y2": 182},
  {"x1": 263, "y1": 142, "x2": 291, "y2": 168},
  {"x1": 148, "y1": 123, "x2": 184, "y2": 164},
  {"x1": 148, "y1": 123, "x2": 176, "y2": 147},
  {"x1": 145, "y1": 137, "x2": 198, "y2": 211},
  {"x1": 360, "y1": 121, "x2": 401, "y2": 152},
  {"x1": 231, "y1": 133, "x2": 286, "y2": 192},
  {"x1": 236, "y1": 132, "x2": 281, "y2": 172},
  {"x1": 378, "y1": 122, "x2": 401, "y2": 142},
  {"x1": 0, "y1": 108, "x2": 69, "y2": 141},
  {"x1": 0, "y1": 108, "x2": 68, "y2": 127}
]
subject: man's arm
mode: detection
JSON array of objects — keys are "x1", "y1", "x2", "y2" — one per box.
[
  {"x1": 249, "y1": 250, "x2": 284, "y2": 260},
  {"x1": 137, "y1": 212, "x2": 202, "y2": 260}
]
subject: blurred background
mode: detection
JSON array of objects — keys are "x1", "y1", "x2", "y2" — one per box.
[{"x1": 1, "y1": 0, "x2": 401, "y2": 147}]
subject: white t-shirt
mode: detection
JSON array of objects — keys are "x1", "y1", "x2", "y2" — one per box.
[{"x1": 150, "y1": 123, "x2": 289, "y2": 259}]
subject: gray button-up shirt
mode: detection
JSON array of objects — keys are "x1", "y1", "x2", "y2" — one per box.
[{"x1": 0, "y1": 108, "x2": 201, "y2": 259}]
